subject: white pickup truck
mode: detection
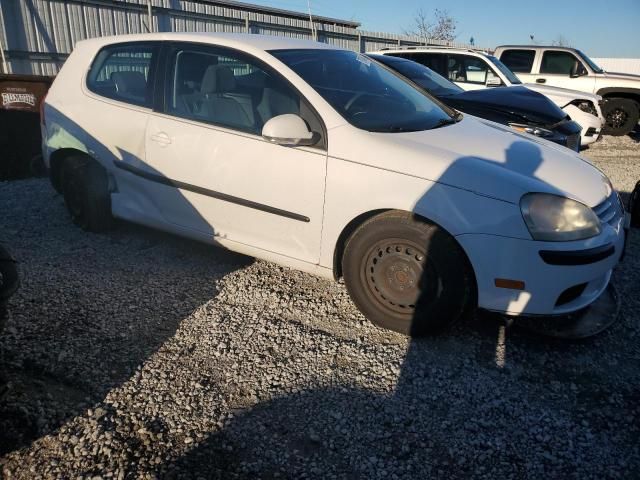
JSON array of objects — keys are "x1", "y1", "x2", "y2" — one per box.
[
  {"x1": 373, "y1": 47, "x2": 605, "y2": 147},
  {"x1": 494, "y1": 46, "x2": 640, "y2": 136}
]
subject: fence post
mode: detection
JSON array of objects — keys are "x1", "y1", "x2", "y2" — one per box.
[
  {"x1": 147, "y1": 0, "x2": 153, "y2": 33},
  {"x1": 0, "y1": 37, "x2": 8, "y2": 74},
  {"x1": 245, "y1": 17, "x2": 250, "y2": 33}
]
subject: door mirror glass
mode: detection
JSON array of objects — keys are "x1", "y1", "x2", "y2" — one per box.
[{"x1": 262, "y1": 114, "x2": 318, "y2": 146}]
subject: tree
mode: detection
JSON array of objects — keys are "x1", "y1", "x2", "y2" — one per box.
[
  {"x1": 404, "y1": 8, "x2": 457, "y2": 42},
  {"x1": 551, "y1": 34, "x2": 571, "y2": 47}
]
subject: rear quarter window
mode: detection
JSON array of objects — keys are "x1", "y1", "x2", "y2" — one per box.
[
  {"x1": 86, "y1": 43, "x2": 157, "y2": 107},
  {"x1": 500, "y1": 49, "x2": 536, "y2": 73}
]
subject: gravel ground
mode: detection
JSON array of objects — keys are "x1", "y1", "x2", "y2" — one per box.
[{"x1": 1, "y1": 133, "x2": 639, "y2": 479}]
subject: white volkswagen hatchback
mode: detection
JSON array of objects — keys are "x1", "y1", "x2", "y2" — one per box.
[{"x1": 43, "y1": 33, "x2": 627, "y2": 336}]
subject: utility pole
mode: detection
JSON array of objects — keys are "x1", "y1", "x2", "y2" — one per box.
[
  {"x1": 307, "y1": 0, "x2": 317, "y2": 41},
  {"x1": 0, "y1": 36, "x2": 8, "y2": 74},
  {"x1": 147, "y1": 0, "x2": 153, "y2": 33}
]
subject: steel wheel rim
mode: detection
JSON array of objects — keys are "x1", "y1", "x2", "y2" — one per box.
[
  {"x1": 606, "y1": 108, "x2": 628, "y2": 129},
  {"x1": 362, "y1": 239, "x2": 438, "y2": 316}
]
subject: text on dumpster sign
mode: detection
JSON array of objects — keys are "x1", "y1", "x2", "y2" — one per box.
[{"x1": 2, "y1": 92, "x2": 36, "y2": 108}]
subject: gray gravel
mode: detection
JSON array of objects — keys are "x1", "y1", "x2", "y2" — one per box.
[{"x1": 1, "y1": 134, "x2": 639, "y2": 479}]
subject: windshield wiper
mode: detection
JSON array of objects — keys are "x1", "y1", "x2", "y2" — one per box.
[
  {"x1": 383, "y1": 126, "x2": 418, "y2": 132},
  {"x1": 431, "y1": 117, "x2": 458, "y2": 129}
]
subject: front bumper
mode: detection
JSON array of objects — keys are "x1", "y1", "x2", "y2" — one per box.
[
  {"x1": 456, "y1": 214, "x2": 626, "y2": 316},
  {"x1": 562, "y1": 104, "x2": 604, "y2": 147}
]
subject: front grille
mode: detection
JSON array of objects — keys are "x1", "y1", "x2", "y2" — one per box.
[
  {"x1": 566, "y1": 134, "x2": 580, "y2": 152},
  {"x1": 593, "y1": 193, "x2": 622, "y2": 226}
]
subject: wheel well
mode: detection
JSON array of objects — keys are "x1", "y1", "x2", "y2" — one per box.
[
  {"x1": 333, "y1": 209, "x2": 390, "y2": 280},
  {"x1": 49, "y1": 148, "x2": 88, "y2": 193},
  {"x1": 600, "y1": 91, "x2": 640, "y2": 109},
  {"x1": 333, "y1": 209, "x2": 479, "y2": 306}
]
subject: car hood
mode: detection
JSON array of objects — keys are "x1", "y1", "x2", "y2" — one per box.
[
  {"x1": 524, "y1": 83, "x2": 601, "y2": 106},
  {"x1": 444, "y1": 86, "x2": 567, "y2": 124},
  {"x1": 600, "y1": 71, "x2": 640, "y2": 81},
  {"x1": 329, "y1": 116, "x2": 609, "y2": 207}
]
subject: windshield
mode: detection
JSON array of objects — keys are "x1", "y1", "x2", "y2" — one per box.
[
  {"x1": 487, "y1": 56, "x2": 522, "y2": 84},
  {"x1": 368, "y1": 54, "x2": 463, "y2": 97},
  {"x1": 576, "y1": 50, "x2": 604, "y2": 73},
  {"x1": 270, "y1": 49, "x2": 456, "y2": 133}
]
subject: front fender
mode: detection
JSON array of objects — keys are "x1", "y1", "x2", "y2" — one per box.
[{"x1": 319, "y1": 156, "x2": 529, "y2": 269}]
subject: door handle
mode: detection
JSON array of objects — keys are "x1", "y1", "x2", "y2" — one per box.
[
  {"x1": 536, "y1": 78, "x2": 546, "y2": 84},
  {"x1": 150, "y1": 132, "x2": 172, "y2": 145}
]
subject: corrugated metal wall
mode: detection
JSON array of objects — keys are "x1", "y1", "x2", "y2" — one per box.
[{"x1": 0, "y1": 0, "x2": 484, "y2": 75}]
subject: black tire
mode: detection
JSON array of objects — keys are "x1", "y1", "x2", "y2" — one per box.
[
  {"x1": 61, "y1": 156, "x2": 113, "y2": 232},
  {"x1": 342, "y1": 211, "x2": 474, "y2": 336},
  {"x1": 602, "y1": 98, "x2": 639, "y2": 136}
]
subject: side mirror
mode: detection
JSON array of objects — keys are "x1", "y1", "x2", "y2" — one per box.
[
  {"x1": 486, "y1": 77, "x2": 502, "y2": 87},
  {"x1": 570, "y1": 61, "x2": 587, "y2": 78},
  {"x1": 261, "y1": 114, "x2": 319, "y2": 147}
]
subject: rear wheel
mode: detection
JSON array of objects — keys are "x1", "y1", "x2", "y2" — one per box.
[
  {"x1": 602, "y1": 98, "x2": 639, "y2": 136},
  {"x1": 342, "y1": 211, "x2": 474, "y2": 336},
  {"x1": 61, "y1": 156, "x2": 113, "y2": 232}
]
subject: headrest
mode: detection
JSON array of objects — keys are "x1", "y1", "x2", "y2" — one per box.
[
  {"x1": 201, "y1": 65, "x2": 236, "y2": 94},
  {"x1": 111, "y1": 71, "x2": 146, "y2": 94}
]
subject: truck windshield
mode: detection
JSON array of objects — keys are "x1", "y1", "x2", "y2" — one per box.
[
  {"x1": 487, "y1": 56, "x2": 522, "y2": 84},
  {"x1": 270, "y1": 49, "x2": 457, "y2": 133},
  {"x1": 576, "y1": 50, "x2": 604, "y2": 73}
]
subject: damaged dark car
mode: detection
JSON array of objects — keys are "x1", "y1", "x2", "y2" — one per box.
[{"x1": 368, "y1": 53, "x2": 583, "y2": 152}]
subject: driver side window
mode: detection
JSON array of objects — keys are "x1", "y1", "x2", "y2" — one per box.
[
  {"x1": 540, "y1": 51, "x2": 580, "y2": 75},
  {"x1": 164, "y1": 44, "x2": 324, "y2": 147},
  {"x1": 447, "y1": 55, "x2": 492, "y2": 84}
]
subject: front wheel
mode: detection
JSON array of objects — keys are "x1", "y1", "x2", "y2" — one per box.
[
  {"x1": 342, "y1": 211, "x2": 474, "y2": 336},
  {"x1": 602, "y1": 98, "x2": 639, "y2": 136}
]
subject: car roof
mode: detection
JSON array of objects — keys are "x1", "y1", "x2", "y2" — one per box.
[
  {"x1": 372, "y1": 47, "x2": 491, "y2": 56},
  {"x1": 77, "y1": 32, "x2": 339, "y2": 53},
  {"x1": 496, "y1": 45, "x2": 577, "y2": 52}
]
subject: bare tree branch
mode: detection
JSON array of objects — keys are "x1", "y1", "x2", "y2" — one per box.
[{"x1": 404, "y1": 8, "x2": 457, "y2": 43}]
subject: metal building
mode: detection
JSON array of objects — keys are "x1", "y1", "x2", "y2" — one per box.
[{"x1": 0, "y1": 0, "x2": 479, "y2": 76}]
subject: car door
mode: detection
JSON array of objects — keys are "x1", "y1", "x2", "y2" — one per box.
[
  {"x1": 532, "y1": 49, "x2": 596, "y2": 93},
  {"x1": 143, "y1": 42, "x2": 328, "y2": 264}
]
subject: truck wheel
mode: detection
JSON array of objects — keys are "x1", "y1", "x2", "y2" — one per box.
[
  {"x1": 342, "y1": 211, "x2": 474, "y2": 336},
  {"x1": 602, "y1": 98, "x2": 639, "y2": 136},
  {"x1": 61, "y1": 156, "x2": 113, "y2": 232}
]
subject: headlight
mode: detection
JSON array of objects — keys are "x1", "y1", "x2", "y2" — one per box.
[
  {"x1": 569, "y1": 100, "x2": 598, "y2": 117},
  {"x1": 520, "y1": 193, "x2": 601, "y2": 241},
  {"x1": 509, "y1": 123, "x2": 554, "y2": 138}
]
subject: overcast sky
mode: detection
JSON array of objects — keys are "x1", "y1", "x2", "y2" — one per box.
[{"x1": 245, "y1": 0, "x2": 640, "y2": 58}]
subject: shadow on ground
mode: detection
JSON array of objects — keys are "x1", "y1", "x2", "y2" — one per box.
[{"x1": 0, "y1": 183, "x2": 251, "y2": 454}]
